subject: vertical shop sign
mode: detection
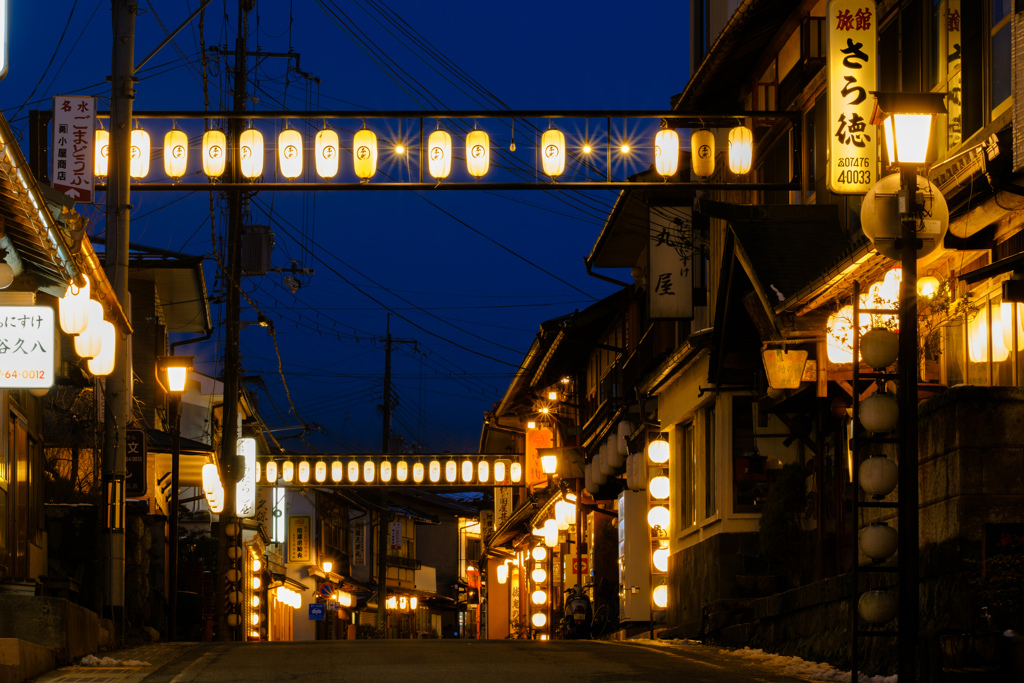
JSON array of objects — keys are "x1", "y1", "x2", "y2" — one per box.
[
  {"x1": 525, "y1": 427, "x2": 553, "y2": 488},
  {"x1": 51, "y1": 96, "x2": 95, "y2": 203},
  {"x1": 288, "y1": 514, "x2": 311, "y2": 563},
  {"x1": 390, "y1": 521, "x2": 402, "y2": 551},
  {"x1": 946, "y1": 0, "x2": 962, "y2": 149},
  {"x1": 494, "y1": 487, "x2": 512, "y2": 531},
  {"x1": 236, "y1": 437, "x2": 256, "y2": 518},
  {"x1": 353, "y1": 519, "x2": 366, "y2": 566},
  {"x1": 125, "y1": 429, "x2": 147, "y2": 496},
  {"x1": 648, "y1": 207, "x2": 694, "y2": 320},
  {"x1": 827, "y1": 0, "x2": 877, "y2": 194}
]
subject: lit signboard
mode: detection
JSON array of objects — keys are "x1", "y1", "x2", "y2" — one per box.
[
  {"x1": 827, "y1": 0, "x2": 877, "y2": 194},
  {"x1": 0, "y1": 306, "x2": 54, "y2": 389},
  {"x1": 236, "y1": 437, "x2": 256, "y2": 518}
]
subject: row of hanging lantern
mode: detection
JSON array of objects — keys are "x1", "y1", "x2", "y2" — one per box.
[
  {"x1": 201, "y1": 462, "x2": 226, "y2": 513},
  {"x1": 95, "y1": 122, "x2": 755, "y2": 182},
  {"x1": 647, "y1": 434, "x2": 670, "y2": 610},
  {"x1": 274, "y1": 586, "x2": 302, "y2": 609},
  {"x1": 385, "y1": 594, "x2": 419, "y2": 612},
  {"x1": 255, "y1": 456, "x2": 523, "y2": 486},
  {"x1": 529, "y1": 544, "x2": 549, "y2": 632},
  {"x1": 57, "y1": 275, "x2": 116, "y2": 376}
]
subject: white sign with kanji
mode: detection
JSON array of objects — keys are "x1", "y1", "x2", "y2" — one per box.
[
  {"x1": 51, "y1": 96, "x2": 96, "y2": 203},
  {"x1": 0, "y1": 306, "x2": 54, "y2": 389},
  {"x1": 826, "y1": 0, "x2": 878, "y2": 194},
  {"x1": 649, "y1": 207, "x2": 694, "y2": 320}
]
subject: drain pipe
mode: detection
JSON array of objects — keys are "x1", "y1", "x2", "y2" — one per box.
[
  {"x1": 583, "y1": 256, "x2": 631, "y2": 288},
  {"x1": 170, "y1": 330, "x2": 213, "y2": 355}
]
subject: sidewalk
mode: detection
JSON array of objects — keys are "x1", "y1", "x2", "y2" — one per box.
[{"x1": 34, "y1": 642, "x2": 200, "y2": 683}]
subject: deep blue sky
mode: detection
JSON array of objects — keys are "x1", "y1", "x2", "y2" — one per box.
[{"x1": 3, "y1": 1, "x2": 690, "y2": 454}]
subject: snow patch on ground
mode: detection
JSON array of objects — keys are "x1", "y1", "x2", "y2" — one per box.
[
  {"x1": 79, "y1": 654, "x2": 151, "y2": 667},
  {"x1": 632, "y1": 638, "x2": 897, "y2": 683}
]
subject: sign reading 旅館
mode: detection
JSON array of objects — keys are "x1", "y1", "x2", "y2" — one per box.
[
  {"x1": 827, "y1": 0, "x2": 877, "y2": 195},
  {"x1": 0, "y1": 306, "x2": 54, "y2": 389}
]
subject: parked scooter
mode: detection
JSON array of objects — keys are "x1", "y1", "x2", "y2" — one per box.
[{"x1": 560, "y1": 584, "x2": 593, "y2": 639}]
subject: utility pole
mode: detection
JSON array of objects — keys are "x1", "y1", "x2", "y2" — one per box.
[
  {"x1": 215, "y1": 0, "x2": 253, "y2": 642},
  {"x1": 102, "y1": 0, "x2": 136, "y2": 638},
  {"x1": 376, "y1": 316, "x2": 416, "y2": 634}
]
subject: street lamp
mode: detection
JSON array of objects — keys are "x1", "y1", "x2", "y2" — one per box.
[
  {"x1": 156, "y1": 355, "x2": 194, "y2": 642},
  {"x1": 869, "y1": 91, "x2": 945, "y2": 681}
]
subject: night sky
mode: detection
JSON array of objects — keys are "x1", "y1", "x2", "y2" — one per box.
[{"x1": 3, "y1": 1, "x2": 690, "y2": 454}]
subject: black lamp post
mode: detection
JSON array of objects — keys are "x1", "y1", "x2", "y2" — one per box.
[
  {"x1": 870, "y1": 91, "x2": 946, "y2": 680},
  {"x1": 156, "y1": 355, "x2": 194, "y2": 642}
]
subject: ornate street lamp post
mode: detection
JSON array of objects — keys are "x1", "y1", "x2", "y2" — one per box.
[{"x1": 156, "y1": 355, "x2": 194, "y2": 642}]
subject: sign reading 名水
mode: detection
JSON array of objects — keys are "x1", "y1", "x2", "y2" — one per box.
[
  {"x1": 51, "y1": 96, "x2": 95, "y2": 204},
  {"x1": 0, "y1": 306, "x2": 54, "y2": 389},
  {"x1": 827, "y1": 0, "x2": 877, "y2": 194}
]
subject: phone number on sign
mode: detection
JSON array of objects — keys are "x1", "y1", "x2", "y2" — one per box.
[{"x1": 1, "y1": 369, "x2": 46, "y2": 380}]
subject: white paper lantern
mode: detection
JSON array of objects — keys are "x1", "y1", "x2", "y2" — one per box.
[
  {"x1": 428, "y1": 129, "x2": 452, "y2": 179},
  {"x1": 429, "y1": 459, "x2": 441, "y2": 483},
  {"x1": 494, "y1": 459, "x2": 508, "y2": 484},
  {"x1": 647, "y1": 506, "x2": 670, "y2": 531},
  {"x1": 531, "y1": 567, "x2": 546, "y2": 583},
  {"x1": 531, "y1": 612, "x2": 547, "y2": 628},
  {"x1": 541, "y1": 128, "x2": 566, "y2": 177},
  {"x1": 59, "y1": 276, "x2": 91, "y2": 335},
  {"x1": 616, "y1": 421, "x2": 632, "y2": 458},
  {"x1": 653, "y1": 547, "x2": 669, "y2": 573},
  {"x1": 347, "y1": 460, "x2": 360, "y2": 483},
  {"x1": 239, "y1": 127, "x2": 264, "y2": 179},
  {"x1": 278, "y1": 128, "x2": 303, "y2": 179},
  {"x1": 163, "y1": 129, "x2": 188, "y2": 179},
  {"x1": 396, "y1": 460, "x2": 409, "y2": 482},
  {"x1": 74, "y1": 300, "x2": 105, "y2": 359},
  {"x1": 532, "y1": 589, "x2": 547, "y2": 605},
  {"x1": 532, "y1": 546, "x2": 547, "y2": 561},
  {"x1": 691, "y1": 129, "x2": 715, "y2": 177},
  {"x1": 460, "y1": 459, "x2": 473, "y2": 483},
  {"x1": 282, "y1": 460, "x2": 295, "y2": 483},
  {"x1": 363, "y1": 460, "x2": 376, "y2": 483},
  {"x1": 654, "y1": 128, "x2": 679, "y2": 177},
  {"x1": 860, "y1": 393, "x2": 899, "y2": 433},
  {"x1": 413, "y1": 462, "x2": 425, "y2": 483},
  {"x1": 331, "y1": 461, "x2": 343, "y2": 482},
  {"x1": 599, "y1": 446, "x2": 614, "y2": 476},
  {"x1": 265, "y1": 460, "x2": 278, "y2": 483},
  {"x1": 298, "y1": 461, "x2": 310, "y2": 483},
  {"x1": 858, "y1": 454, "x2": 898, "y2": 498},
  {"x1": 95, "y1": 129, "x2": 109, "y2": 177},
  {"x1": 648, "y1": 437, "x2": 669, "y2": 464},
  {"x1": 653, "y1": 584, "x2": 668, "y2": 608},
  {"x1": 315, "y1": 128, "x2": 340, "y2": 178},
  {"x1": 496, "y1": 563, "x2": 508, "y2": 584},
  {"x1": 380, "y1": 460, "x2": 393, "y2": 483},
  {"x1": 728, "y1": 125, "x2": 753, "y2": 174},
  {"x1": 585, "y1": 463, "x2": 599, "y2": 495},
  {"x1": 858, "y1": 590, "x2": 898, "y2": 624},
  {"x1": 861, "y1": 327, "x2": 899, "y2": 369},
  {"x1": 649, "y1": 475, "x2": 670, "y2": 500},
  {"x1": 477, "y1": 460, "x2": 489, "y2": 483},
  {"x1": 860, "y1": 523, "x2": 898, "y2": 561},
  {"x1": 543, "y1": 518, "x2": 558, "y2": 547},
  {"x1": 510, "y1": 461, "x2": 523, "y2": 483},
  {"x1": 130, "y1": 128, "x2": 150, "y2": 178},
  {"x1": 353, "y1": 129, "x2": 377, "y2": 180},
  {"x1": 86, "y1": 320, "x2": 116, "y2": 376},
  {"x1": 202, "y1": 129, "x2": 227, "y2": 177},
  {"x1": 466, "y1": 129, "x2": 489, "y2": 178},
  {"x1": 315, "y1": 461, "x2": 327, "y2": 483},
  {"x1": 606, "y1": 436, "x2": 625, "y2": 469}
]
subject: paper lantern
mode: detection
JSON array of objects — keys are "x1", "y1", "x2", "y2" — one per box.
[
  {"x1": 860, "y1": 393, "x2": 899, "y2": 433},
  {"x1": 363, "y1": 460, "x2": 375, "y2": 483},
  {"x1": 691, "y1": 129, "x2": 715, "y2": 177},
  {"x1": 353, "y1": 129, "x2": 377, "y2": 180},
  {"x1": 396, "y1": 460, "x2": 409, "y2": 482},
  {"x1": 728, "y1": 125, "x2": 753, "y2": 174},
  {"x1": 282, "y1": 460, "x2": 294, "y2": 482},
  {"x1": 59, "y1": 275, "x2": 91, "y2": 335},
  {"x1": 861, "y1": 327, "x2": 899, "y2": 369},
  {"x1": 458, "y1": 460, "x2": 471, "y2": 483},
  {"x1": 86, "y1": 320, "x2": 116, "y2": 376},
  {"x1": 648, "y1": 437, "x2": 669, "y2": 464},
  {"x1": 428, "y1": 129, "x2": 452, "y2": 179},
  {"x1": 278, "y1": 128, "x2": 303, "y2": 179},
  {"x1": 313, "y1": 128, "x2": 340, "y2": 178},
  {"x1": 532, "y1": 590, "x2": 547, "y2": 605},
  {"x1": 531, "y1": 567, "x2": 546, "y2": 583},
  {"x1": 653, "y1": 547, "x2": 669, "y2": 573},
  {"x1": 648, "y1": 506, "x2": 670, "y2": 531},
  {"x1": 445, "y1": 460, "x2": 458, "y2": 483},
  {"x1": 95, "y1": 129, "x2": 109, "y2": 177},
  {"x1": 265, "y1": 460, "x2": 278, "y2": 483},
  {"x1": 531, "y1": 612, "x2": 547, "y2": 628},
  {"x1": 598, "y1": 446, "x2": 614, "y2": 476},
  {"x1": 380, "y1": 460, "x2": 393, "y2": 483},
  {"x1": 532, "y1": 546, "x2": 547, "y2": 562},
  {"x1": 654, "y1": 128, "x2": 679, "y2": 177},
  {"x1": 129, "y1": 128, "x2": 150, "y2": 178},
  {"x1": 466, "y1": 129, "x2": 490, "y2": 178},
  {"x1": 606, "y1": 435, "x2": 625, "y2": 468},
  {"x1": 315, "y1": 461, "x2": 327, "y2": 483},
  {"x1": 541, "y1": 128, "x2": 565, "y2": 177},
  {"x1": 510, "y1": 461, "x2": 522, "y2": 483},
  {"x1": 74, "y1": 301, "x2": 105, "y2": 359},
  {"x1": 858, "y1": 590, "x2": 897, "y2": 624},
  {"x1": 859, "y1": 454, "x2": 898, "y2": 498},
  {"x1": 477, "y1": 460, "x2": 490, "y2": 483},
  {"x1": 860, "y1": 523, "x2": 898, "y2": 560},
  {"x1": 298, "y1": 461, "x2": 310, "y2": 483},
  {"x1": 347, "y1": 460, "x2": 360, "y2": 483},
  {"x1": 413, "y1": 462, "x2": 425, "y2": 483},
  {"x1": 494, "y1": 459, "x2": 508, "y2": 484},
  {"x1": 163, "y1": 129, "x2": 188, "y2": 179},
  {"x1": 649, "y1": 475, "x2": 670, "y2": 500},
  {"x1": 202, "y1": 129, "x2": 227, "y2": 177},
  {"x1": 653, "y1": 584, "x2": 668, "y2": 608},
  {"x1": 239, "y1": 127, "x2": 264, "y2": 179},
  {"x1": 543, "y1": 518, "x2": 558, "y2": 547},
  {"x1": 202, "y1": 463, "x2": 219, "y2": 496}
]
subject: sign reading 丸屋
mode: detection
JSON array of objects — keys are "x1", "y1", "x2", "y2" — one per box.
[
  {"x1": 827, "y1": 0, "x2": 877, "y2": 194},
  {"x1": 649, "y1": 207, "x2": 695, "y2": 320},
  {"x1": 0, "y1": 306, "x2": 54, "y2": 389},
  {"x1": 51, "y1": 96, "x2": 95, "y2": 203}
]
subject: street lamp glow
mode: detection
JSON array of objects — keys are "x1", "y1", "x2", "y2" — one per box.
[{"x1": 541, "y1": 453, "x2": 557, "y2": 475}]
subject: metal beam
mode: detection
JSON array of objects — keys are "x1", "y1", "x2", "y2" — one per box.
[{"x1": 102, "y1": 182, "x2": 800, "y2": 192}]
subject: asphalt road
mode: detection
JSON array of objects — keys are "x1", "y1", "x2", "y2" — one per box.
[{"x1": 39, "y1": 639, "x2": 820, "y2": 683}]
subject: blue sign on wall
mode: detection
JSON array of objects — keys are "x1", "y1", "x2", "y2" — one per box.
[{"x1": 308, "y1": 603, "x2": 325, "y2": 621}]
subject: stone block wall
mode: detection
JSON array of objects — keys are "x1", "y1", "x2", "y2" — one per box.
[{"x1": 0, "y1": 595, "x2": 97, "y2": 664}]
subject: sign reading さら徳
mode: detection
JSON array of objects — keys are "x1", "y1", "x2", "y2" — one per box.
[
  {"x1": 51, "y1": 96, "x2": 95, "y2": 204},
  {"x1": 0, "y1": 306, "x2": 54, "y2": 389},
  {"x1": 827, "y1": 0, "x2": 877, "y2": 194}
]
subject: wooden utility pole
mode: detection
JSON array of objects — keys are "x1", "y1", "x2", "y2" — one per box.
[
  {"x1": 102, "y1": 0, "x2": 136, "y2": 638},
  {"x1": 215, "y1": 0, "x2": 253, "y2": 642}
]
